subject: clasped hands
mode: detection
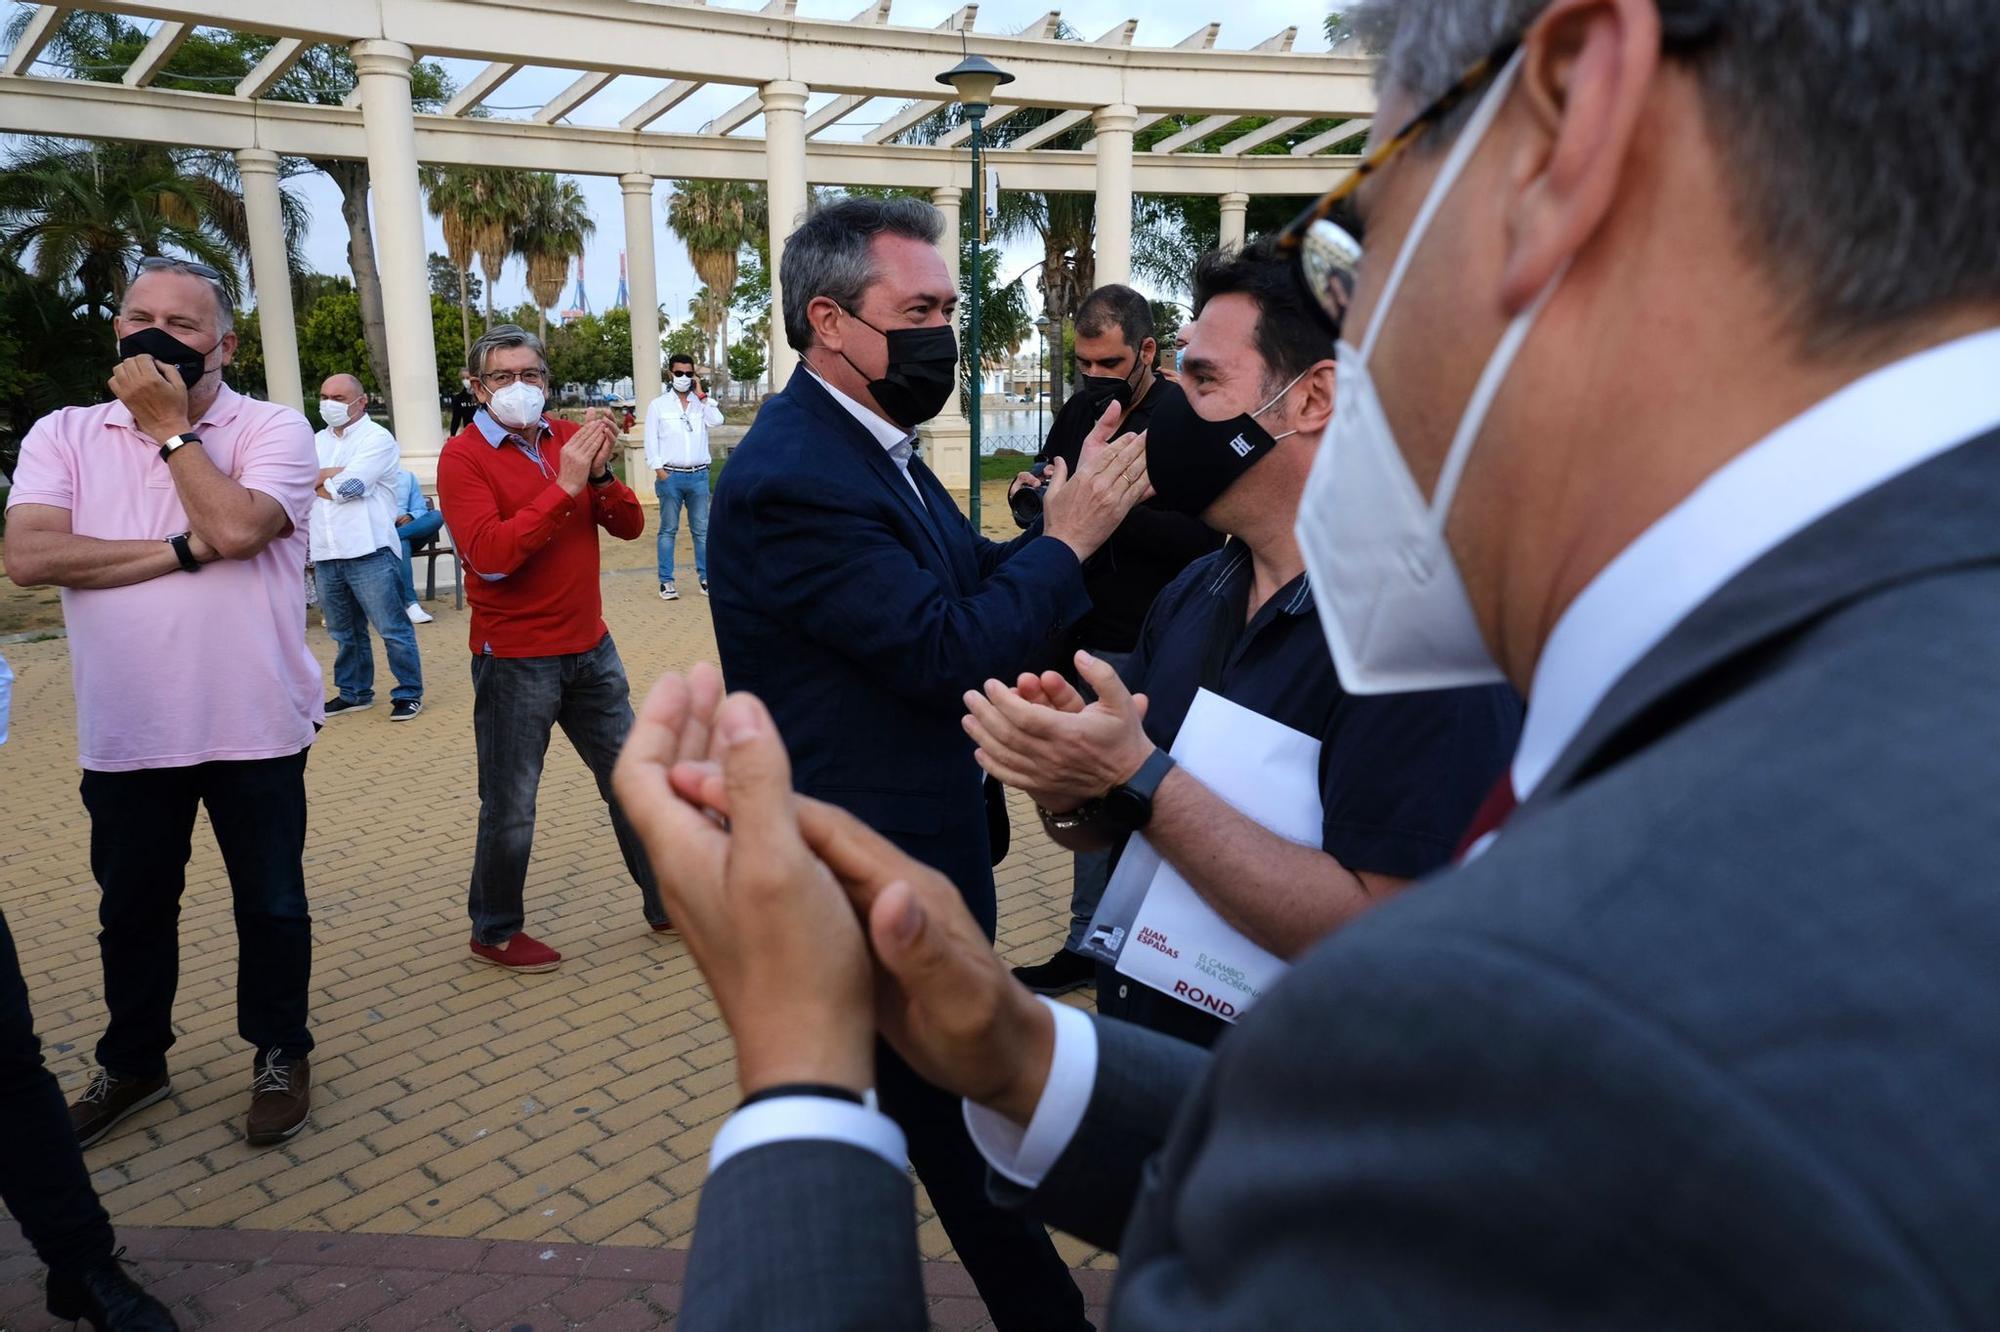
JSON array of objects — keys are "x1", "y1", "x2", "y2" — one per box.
[
  {"x1": 561, "y1": 407, "x2": 621, "y2": 494},
  {"x1": 612, "y1": 665, "x2": 1059, "y2": 1127},
  {"x1": 963, "y1": 652, "x2": 1156, "y2": 816}
]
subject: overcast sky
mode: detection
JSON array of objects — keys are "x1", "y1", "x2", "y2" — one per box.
[{"x1": 262, "y1": 0, "x2": 1336, "y2": 338}]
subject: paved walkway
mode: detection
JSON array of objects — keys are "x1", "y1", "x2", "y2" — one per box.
[{"x1": 0, "y1": 511, "x2": 1110, "y2": 1327}]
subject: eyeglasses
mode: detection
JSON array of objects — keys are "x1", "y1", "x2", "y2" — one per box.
[
  {"x1": 137, "y1": 256, "x2": 225, "y2": 282},
  {"x1": 1276, "y1": 35, "x2": 1522, "y2": 330},
  {"x1": 478, "y1": 369, "x2": 549, "y2": 389}
]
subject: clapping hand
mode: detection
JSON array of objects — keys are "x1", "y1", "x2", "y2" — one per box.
[
  {"x1": 963, "y1": 651, "x2": 1154, "y2": 813},
  {"x1": 612, "y1": 666, "x2": 876, "y2": 1096},
  {"x1": 653, "y1": 704, "x2": 1059, "y2": 1127},
  {"x1": 1040, "y1": 403, "x2": 1152, "y2": 563}
]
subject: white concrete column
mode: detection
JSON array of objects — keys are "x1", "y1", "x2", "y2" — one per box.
[
  {"x1": 235, "y1": 148, "x2": 302, "y2": 414},
  {"x1": 922, "y1": 184, "x2": 971, "y2": 494},
  {"x1": 761, "y1": 80, "x2": 810, "y2": 391},
  {"x1": 620, "y1": 172, "x2": 663, "y2": 499},
  {"x1": 1219, "y1": 191, "x2": 1250, "y2": 253},
  {"x1": 1092, "y1": 104, "x2": 1137, "y2": 289},
  {"x1": 352, "y1": 39, "x2": 444, "y2": 479}
]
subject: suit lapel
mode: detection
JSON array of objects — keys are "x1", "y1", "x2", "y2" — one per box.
[
  {"x1": 1527, "y1": 429, "x2": 2000, "y2": 809},
  {"x1": 907, "y1": 453, "x2": 977, "y2": 591},
  {"x1": 792, "y1": 373, "x2": 957, "y2": 578}
]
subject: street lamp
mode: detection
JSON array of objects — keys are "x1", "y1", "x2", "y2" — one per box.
[
  {"x1": 938, "y1": 52, "x2": 1014, "y2": 533},
  {"x1": 1033, "y1": 312, "x2": 1051, "y2": 445}
]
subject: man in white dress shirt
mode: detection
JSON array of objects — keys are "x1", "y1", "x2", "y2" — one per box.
[
  {"x1": 643, "y1": 354, "x2": 724, "y2": 600},
  {"x1": 311, "y1": 374, "x2": 424, "y2": 722},
  {"x1": 612, "y1": 0, "x2": 2000, "y2": 1327}
]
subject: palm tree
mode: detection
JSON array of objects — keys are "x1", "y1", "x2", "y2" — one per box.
[
  {"x1": 688, "y1": 286, "x2": 730, "y2": 370},
  {"x1": 0, "y1": 138, "x2": 282, "y2": 320},
  {"x1": 511, "y1": 174, "x2": 596, "y2": 344},
  {"x1": 421, "y1": 165, "x2": 506, "y2": 363},
  {"x1": 667, "y1": 181, "x2": 765, "y2": 387},
  {"x1": 1, "y1": 10, "x2": 452, "y2": 429}
]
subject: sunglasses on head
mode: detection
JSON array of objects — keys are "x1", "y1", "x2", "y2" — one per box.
[
  {"x1": 1276, "y1": 35, "x2": 1523, "y2": 330},
  {"x1": 136, "y1": 256, "x2": 226, "y2": 282}
]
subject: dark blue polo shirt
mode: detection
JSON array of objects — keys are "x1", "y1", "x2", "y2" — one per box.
[{"x1": 1097, "y1": 543, "x2": 1525, "y2": 1046}]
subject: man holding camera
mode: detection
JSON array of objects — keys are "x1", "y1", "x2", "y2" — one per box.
[
  {"x1": 644, "y1": 354, "x2": 724, "y2": 601},
  {"x1": 1008, "y1": 284, "x2": 1220, "y2": 995}
]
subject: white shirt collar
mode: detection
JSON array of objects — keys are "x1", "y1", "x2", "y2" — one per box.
[
  {"x1": 1515, "y1": 327, "x2": 2000, "y2": 799},
  {"x1": 805, "y1": 365, "x2": 914, "y2": 458}
]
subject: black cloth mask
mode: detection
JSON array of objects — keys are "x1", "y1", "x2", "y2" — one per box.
[
  {"x1": 117, "y1": 325, "x2": 215, "y2": 390},
  {"x1": 1143, "y1": 371, "x2": 1304, "y2": 516},
  {"x1": 839, "y1": 312, "x2": 959, "y2": 429},
  {"x1": 1077, "y1": 366, "x2": 1138, "y2": 413}
]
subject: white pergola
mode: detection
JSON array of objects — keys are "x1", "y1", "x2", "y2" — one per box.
[{"x1": 0, "y1": 0, "x2": 1372, "y2": 486}]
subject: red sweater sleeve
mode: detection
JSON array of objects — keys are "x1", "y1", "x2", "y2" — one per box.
[
  {"x1": 436, "y1": 436, "x2": 581, "y2": 578},
  {"x1": 592, "y1": 475, "x2": 645, "y2": 540}
]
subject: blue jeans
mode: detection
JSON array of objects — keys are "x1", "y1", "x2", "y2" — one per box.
[
  {"x1": 654, "y1": 470, "x2": 710, "y2": 583},
  {"x1": 467, "y1": 634, "x2": 667, "y2": 944},
  {"x1": 397, "y1": 510, "x2": 445, "y2": 605},
  {"x1": 318, "y1": 547, "x2": 424, "y2": 704}
]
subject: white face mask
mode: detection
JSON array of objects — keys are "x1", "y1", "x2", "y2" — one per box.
[
  {"x1": 1297, "y1": 50, "x2": 1563, "y2": 695},
  {"x1": 671, "y1": 374, "x2": 693, "y2": 393},
  {"x1": 488, "y1": 380, "x2": 546, "y2": 431},
  {"x1": 318, "y1": 398, "x2": 351, "y2": 429}
]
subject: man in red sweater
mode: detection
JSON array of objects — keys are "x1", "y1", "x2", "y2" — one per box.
[{"x1": 436, "y1": 325, "x2": 671, "y2": 972}]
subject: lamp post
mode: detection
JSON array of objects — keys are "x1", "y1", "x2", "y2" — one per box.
[
  {"x1": 938, "y1": 53, "x2": 1014, "y2": 533},
  {"x1": 1033, "y1": 312, "x2": 1050, "y2": 446}
]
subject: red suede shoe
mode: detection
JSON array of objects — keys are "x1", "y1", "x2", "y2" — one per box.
[{"x1": 470, "y1": 933, "x2": 562, "y2": 972}]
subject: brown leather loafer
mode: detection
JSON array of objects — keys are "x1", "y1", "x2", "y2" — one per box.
[
  {"x1": 68, "y1": 1068, "x2": 172, "y2": 1148},
  {"x1": 246, "y1": 1053, "x2": 311, "y2": 1146}
]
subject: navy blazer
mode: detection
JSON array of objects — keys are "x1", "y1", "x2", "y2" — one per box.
[{"x1": 708, "y1": 372, "x2": 1091, "y2": 931}]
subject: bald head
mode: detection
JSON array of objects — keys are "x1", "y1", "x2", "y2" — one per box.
[{"x1": 321, "y1": 374, "x2": 365, "y2": 400}]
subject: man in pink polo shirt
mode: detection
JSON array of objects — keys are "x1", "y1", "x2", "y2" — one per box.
[{"x1": 4, "y1": 257, "x2": 322, "y2": 1153}]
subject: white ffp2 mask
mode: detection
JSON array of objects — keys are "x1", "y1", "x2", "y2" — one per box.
[
  {"x1": 671, "y1": 374, "x2": 693, "y2": 393},
  {"x1": 1297, "y1": 49, "x2": 1562, "y2": 695},
  {"x1": 488, "y1": 381, "x2": 546, "y2": 431},
  {"x1": 318, "y1": 399, "x2": 350, "y2": 429}
]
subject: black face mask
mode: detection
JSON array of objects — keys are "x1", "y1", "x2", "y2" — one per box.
[
  {"x1": 1143, "y1": 371, "x2": 1305, "y2": 516},
  {"x1": 1077, "y1": 364, "x2": 1138, "y2": 413},
  {"x1": 840, "y1": 312, "x2": 959, "y2": 429},
  {"x1": 117, "y1": 325, "x2": 215, "y2": 389}
]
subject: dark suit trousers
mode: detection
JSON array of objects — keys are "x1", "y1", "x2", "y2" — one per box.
[
  {"x1": 876, "y1": 1041, "x2": 1089, "y2": 1332},
  {"x1": 0, "y1": 909, "x2": 117, "y2": 1277}
]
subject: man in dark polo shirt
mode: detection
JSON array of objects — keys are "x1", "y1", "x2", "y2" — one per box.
[
  {"x1": 436, "y1": 324, "x2": 672, "y2": 973},
  {"x1": 1006, "y1": 285, "x2": 1221, "y2": 995},
  {"x1": 966, "y1": 240, "x2": 1523, "y2": 1046}
]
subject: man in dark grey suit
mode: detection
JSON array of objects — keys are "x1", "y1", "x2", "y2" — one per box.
[{"x1": 613, "y1": 0, "x2": 2000, "y2": 1326}]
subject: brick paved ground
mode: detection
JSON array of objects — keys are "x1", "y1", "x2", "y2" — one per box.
[{"x1": 0, "y1": 503, "x2": 1111, "y2": 1327}]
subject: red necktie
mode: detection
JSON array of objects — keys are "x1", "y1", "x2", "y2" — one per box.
[{"x1": 1455, "y1": 774, "x2": 1519, "y2": 862}]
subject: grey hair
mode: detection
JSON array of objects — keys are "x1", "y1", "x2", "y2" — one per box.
[
  {"x1": 125, "y1": 258, "x2": 235, "y2": 333},
  {"x1": 468, "y1": 323, "x2": 549, "y2": 378},
  {"x1": 780, "y1": 196, "x2": 945, "y2": 352},
  {"x1": 1350, "y1": 0, "x2": 2000, "y2": 346}
]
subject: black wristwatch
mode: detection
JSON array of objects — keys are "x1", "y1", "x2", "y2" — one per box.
[
  {"x1": 158, "y1": 431, "x2": 202, "y2": 462},
  {"x1": 1100, "y1": 748, "x2": 1177, "y2": 834},
  {"x1": 589, "y1": 467, "x2": 616, "y2": 487},
  {"x1": 166, "y1": 531, "x2": 201, "y2": 573}
]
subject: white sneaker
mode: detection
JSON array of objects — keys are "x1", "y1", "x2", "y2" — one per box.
[
  {"x1": 406, "y1": 602, "x2": 434, "y2": 624},
  {"x1": 660, "y1": 581, "x2": 679, "y2": 601}
]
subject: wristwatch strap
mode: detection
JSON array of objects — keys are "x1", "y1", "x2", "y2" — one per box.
[
  {"x1": 167, "y1": 532, "x2": 201, "y2": 573},
  {"x1": 158, "y1": 432, "x2": 201, "y2": 462},
  {"x1": 1124, "y1": 747, "x2": 1177, "y2": 801},
  {"x1": 588, "y1": 468, "x2": 617, "y2": 487}
]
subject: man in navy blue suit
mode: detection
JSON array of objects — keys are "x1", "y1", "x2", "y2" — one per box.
[{"x1": 707, "y1": 196, "x2": 1148, "y2": 1331}]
